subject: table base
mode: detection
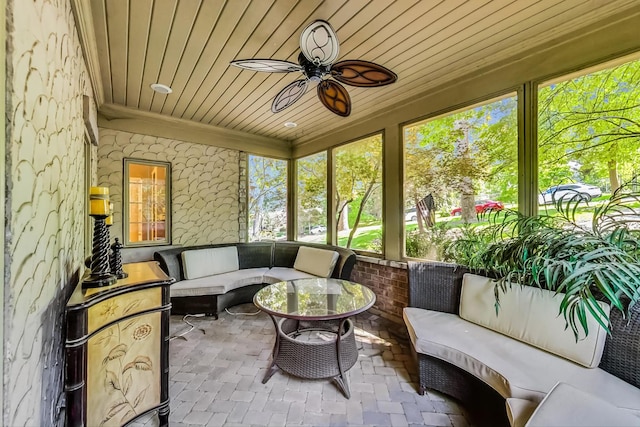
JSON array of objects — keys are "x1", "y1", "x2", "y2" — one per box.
[{"x1": 263, "y1": 317, "x2": 358, "y2": 398}]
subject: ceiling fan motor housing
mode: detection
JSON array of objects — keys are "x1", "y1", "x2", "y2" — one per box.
[{"x1": 298, "y1": 52, "x2": 330, "y2": 82}]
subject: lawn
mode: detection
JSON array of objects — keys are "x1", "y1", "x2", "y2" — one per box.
[{"x1": 341, "y1": 195, "x2": 619, "y2": 252}]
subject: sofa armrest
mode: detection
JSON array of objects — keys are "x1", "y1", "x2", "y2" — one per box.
[
  {"x1": 407, "y1": 261, "x2": 468, "y2": 314},
  {"x1": 154, "y1": 247, "x2": 186, "y2": 281}
]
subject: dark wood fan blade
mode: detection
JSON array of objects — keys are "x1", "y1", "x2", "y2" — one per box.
[
  {"x1": 272, "y1": 79, "x2": 309, "y2": 113},
  {"x1": 331, "y1": 60, "x2": 397, "y2": 87},
  {"x1": 230, "y1": 59, "x2": 303, "y2": 73},
  {"x1": 317, "y1": 80, "x2": 351, "y2": 117},
  {"x1": 300, "y1": 20, "x2": 340, "y2": 66}
]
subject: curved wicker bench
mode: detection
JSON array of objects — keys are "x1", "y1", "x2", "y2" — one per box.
[
  {"x1": 405, "y1": 261, "x2": 640, "y2": 427},
  {"x1": 154, "y1": 241, "x2": 356, "y2": 318}
]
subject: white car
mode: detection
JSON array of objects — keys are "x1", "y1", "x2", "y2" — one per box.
[
  {"x1": 538, "y1": 183, "x2": 602, "y2": 205},
  {"x1": 405, "y1": 208, "x2": 417, "y2": 222},
  {"x1": 309, "y1": 225, "x2": 326, "y2": 234}
]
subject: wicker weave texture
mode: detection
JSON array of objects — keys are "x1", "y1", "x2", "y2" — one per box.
[
  {"x1": 275, "y1": 318, "x2": 358, "y2": 379},
  {"x1": 600, "y1": 301, "x2": 640, "y2": 389},
  {"x1": 417, "y1": 352, "x2": 508, "y2": 426},
  {"x1": 407, "y1": 261, "x2": 468, "y2": 314}
]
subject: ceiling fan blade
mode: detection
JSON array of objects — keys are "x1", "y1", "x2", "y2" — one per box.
[
  {"x1": 317, "y1": 80, "x2": 351, "y2": 117},
  {"x1": 300, "y1": 20, "x2": 340, "y2": 66},
  {"x1": 331, "y1": 60, "x2": 398, "y2": 87},
  {"x1": 272, "y1": 79, "x2": 309, "y2": 113},
  {"x1": 230, "y1": 59, "x2": 303, "y2": 73}
]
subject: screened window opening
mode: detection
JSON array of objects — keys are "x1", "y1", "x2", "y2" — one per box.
[
  {"x1": 538, "y1": 56, "x2": 640, "y2": 220},
  {"x1": 334, "y1": 134, "x2": 383, "y2": 253},
  {"x1": 403, "y1": 93, "x2": 518, "y2": 260},
  {"x1": 296, "y1": 152, "x2": 327, "y2": 242},
  {"x1": 248, "y1": 155, "x2": 288, "y2": 241}
]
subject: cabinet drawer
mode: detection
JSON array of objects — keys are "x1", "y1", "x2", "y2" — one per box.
[{"x1": 88, "y1": 287, "x2": 162, "y2": 335}]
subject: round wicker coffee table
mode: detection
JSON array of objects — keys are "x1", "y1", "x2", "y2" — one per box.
[{"x1": 254, "y1": 278, "x2": 376, "y2": 398}]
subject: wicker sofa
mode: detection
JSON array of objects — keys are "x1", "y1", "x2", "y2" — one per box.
[
  {"x1": 154, "y1": 241, "x2": 356, "y2": 319},
  {"x1": 404, "y1": 261, "x2": 640, "y2": 427}
]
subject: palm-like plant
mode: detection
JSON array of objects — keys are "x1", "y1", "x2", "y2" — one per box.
[{"x1": 444, "y1": 182, "x2": 640, "y2": 339}]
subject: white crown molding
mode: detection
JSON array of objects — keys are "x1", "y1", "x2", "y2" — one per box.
[
  {"x1": 70, "y1": 0, "x2": 105, "y2": 106},
  {"x1": 98, "y1": 103, "x2": 291, "y2": 158}
]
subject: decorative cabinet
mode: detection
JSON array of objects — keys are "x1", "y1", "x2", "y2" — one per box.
[{"x1": 65, "y1": 261, "x2": 174, "y2": 427}]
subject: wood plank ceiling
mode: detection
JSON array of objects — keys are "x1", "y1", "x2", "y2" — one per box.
[{"x1": 82, "y1": 0, "x2": 639, "y2": 145}]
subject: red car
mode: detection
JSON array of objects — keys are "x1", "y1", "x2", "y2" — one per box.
[{"x1": 451, "y1": 200, "x2": 504, "y2": 216}]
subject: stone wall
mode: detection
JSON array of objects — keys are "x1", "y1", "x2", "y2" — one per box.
[
  {"x1": 352, "y1": 258, "x2": 408, "y2": 321},
  {"x1": 97, "y1": 128, "x2": 241, "y2": 246},
  {"x1": 5, "y1": 0, "x2": 93, "y2": 425}
]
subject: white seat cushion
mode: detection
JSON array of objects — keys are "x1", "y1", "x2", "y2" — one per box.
[
  {"x1": 263, "y1": 267, "x2": 318, "y2": 283},
  {"x1": 293, "y1": 246, "x2": 339, "y2": 278},
  {"x1": 170, "y1": 268, "x2": 269, "y2": 297},
  {"x1": 525, "y1": 382, "x2": 640, "y2": 426},
  {"x1": 506, "y1": 398, "x2": 537, "y2": 427},
  {"x1": 459, "y1": 273, "x2": 609, "y2": 368},
  {"x1": 403, "y1": 307, "x2": 640, "y2": 414},
  {"x1": 181, "y1": 247, "x2": 239, "y2": 279}
]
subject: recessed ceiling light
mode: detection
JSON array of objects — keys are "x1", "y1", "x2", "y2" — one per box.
[
  {"x1": 150, "y1": 83, "x2": 172, "y2": 94},
  {"x1": 284, "y1": 121, "x2": 297, "y2": 128}
]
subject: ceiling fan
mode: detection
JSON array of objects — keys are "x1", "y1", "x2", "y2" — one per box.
[{"x1": 230, "y1": 20, "x2": 397, "y2": 117}]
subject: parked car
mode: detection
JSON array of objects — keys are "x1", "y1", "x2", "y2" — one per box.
[
  {"x1": 538, "y1": 183, "x2": 602, "y2": 205},
  {"x1": 451, "y1": 200, "x2": 504, "y2": 216},
  {"x1": 405, "y1": 208, "x2": 417, "y2": 222},
  {"x1": 309, "y1": 225, "x2": 326, "y2": 234}
]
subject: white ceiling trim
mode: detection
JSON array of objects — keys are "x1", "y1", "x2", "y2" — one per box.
[{"x1": 98, "y1": 103, "x2": 291, "y2": 158}]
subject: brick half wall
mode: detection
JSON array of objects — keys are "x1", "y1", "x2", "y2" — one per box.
[{"x1": 351, "y1": 257, "x2": 408, "y2": 322}]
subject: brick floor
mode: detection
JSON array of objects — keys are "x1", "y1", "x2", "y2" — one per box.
[{"x1": 129, "y1": 305, "x2": 472, "y2": 427}]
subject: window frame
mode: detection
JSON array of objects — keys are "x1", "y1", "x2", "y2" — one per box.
[
  {"x1": 246, "y1": 154, "x2": 289, "y2": 242},
  {"x1": 295, "y1": 151, "x2": 328, "y2": 242},
  {"x1": 331, "y1": 132, "x2": 384, "y2": 256},
  {"x1": 401, "y1": 91, "x2": 519, "y2": 260},
  {"x1": 290, "y1": 51, "x2": 640, "y2": 262},
  {"x1": 123, "y1": 158, "x2": 172, "y2": 247}
]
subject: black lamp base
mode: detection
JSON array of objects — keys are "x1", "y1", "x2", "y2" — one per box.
[{"x1": 82, "y1": 273, "x2": 117, "y2": 289}]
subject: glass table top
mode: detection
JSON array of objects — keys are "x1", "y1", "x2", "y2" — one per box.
[{"x1": 254, "y1": 278, "x2": 376, "y2": 320}]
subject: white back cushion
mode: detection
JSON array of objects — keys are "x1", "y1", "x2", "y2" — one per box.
[
  {"x1": 459, "y1": 273, "x2": 610, "y2": 368},
  {"x1": 181, "y1": 247, "x2": 239, "y2": 279},
  {"x1": 293, "y1": 246, "x2": 339, "y2": 278}
]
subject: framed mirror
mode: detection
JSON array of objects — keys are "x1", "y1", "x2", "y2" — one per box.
[{"x1": 123, "y1": 158, "x2": 171, "y2": 246}]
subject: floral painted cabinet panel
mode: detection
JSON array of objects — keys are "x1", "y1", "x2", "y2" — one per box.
[
  {"x1": 65, "y1": 262, "x2": 174, "y2": 427},
  {"x1": 87, "y1": 311, "x2": 160, "y2": 426}
]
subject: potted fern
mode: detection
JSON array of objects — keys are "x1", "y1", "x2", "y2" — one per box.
[{"x1": 444, "y1": 182, "x2": 640, "y2": 339}]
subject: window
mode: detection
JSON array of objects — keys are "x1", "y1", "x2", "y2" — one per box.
[
  {"x1": 248, "y1": 155, "x2": 287, "y2": 241},
  {"x1": 404, "y1": 93, "x2": 518, "y2": 259},
  {"x1": 296, "y1": 152, "x2": 327, "y2": 241},
  {"x1": 123, "y1": 159, "x2": 171, "y2": 246},
  {"x1": 334, "y1": 134, "x2": 383, "y2": 253},
  {"x1": 538, "y1": 56, "x2": 640, "y2": 216}
]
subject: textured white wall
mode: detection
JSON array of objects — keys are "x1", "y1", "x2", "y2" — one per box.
[
  {"x1": 98, "y1": 129, "x2": 241, "y2": 246},
  {"x1": 6, "y1": 0, "x2": 92, "y2": 425}
]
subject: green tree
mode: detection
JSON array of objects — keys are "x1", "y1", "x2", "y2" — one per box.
[
  {"x1": 404, "y1": 127, "x2": 448, "y2": 230},
  {"x1": 335, "y1": 135, "x2": 382, "y2": 249},
  {"x1": 248, "y1": 156, "x2": 287, "y2": 241},
  {"x1": 538, "y1": 59, "x2": 640, "y2": 192},
  {"x1": 405, "y1": 96, "x2": 517, "y2": 224},
  {"x1": 297, "y1": 153, "x2": 327, "y2": 234}
]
